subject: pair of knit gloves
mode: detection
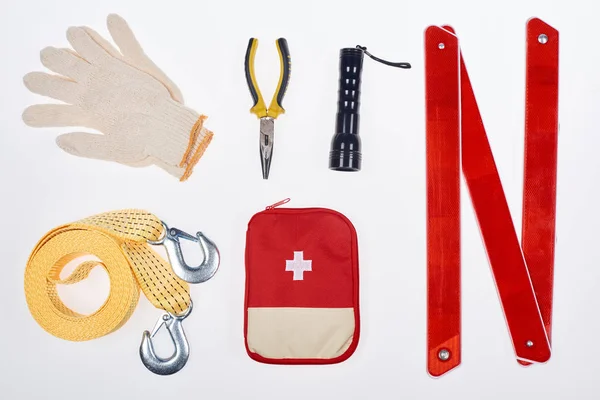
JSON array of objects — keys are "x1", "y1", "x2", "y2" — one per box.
[{"x1": 23, "y1": 14, "x2": 211, "y2": 181}]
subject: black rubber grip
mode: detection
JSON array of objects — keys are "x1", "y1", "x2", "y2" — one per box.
[
  {"x1": 244, "y1": 38, "x2": 259, "y2": 107},
  {"x1": 336, "y1": 47, "x2": 363, "y2": 135},
  {"x1": 275, "y1": 38, "x2": 291, "y2": 108}
]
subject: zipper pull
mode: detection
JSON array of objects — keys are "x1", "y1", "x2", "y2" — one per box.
[{"x1": 265, "y1": 198, "x2": 290, "y2": 210}]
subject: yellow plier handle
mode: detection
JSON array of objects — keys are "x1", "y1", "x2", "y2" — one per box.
[{"x1": 244, "y1": 38, "x2": 291, "y2": 119}]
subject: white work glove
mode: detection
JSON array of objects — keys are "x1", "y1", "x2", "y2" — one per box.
[
  {"x1": 23, "y1": 15, "x2": 212, "y2": 181},
  {"x1": 81, "y1": 14, "x2": 184, "y2": 104},
  {"x1": 80, "y1": 14, "x2": 211, "y2": 177}
]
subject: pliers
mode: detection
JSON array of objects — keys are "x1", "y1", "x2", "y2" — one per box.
[{"x1": 244, "y1": 38, "x2": 291, "y2": 179}]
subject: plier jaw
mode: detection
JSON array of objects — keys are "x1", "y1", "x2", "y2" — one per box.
[{"x1": 259, "y1": 117, "x2": 275, "y2": 179}]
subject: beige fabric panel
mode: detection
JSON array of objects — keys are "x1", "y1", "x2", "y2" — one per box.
[{"x1": 247, "y1": 307, "x2": 355, "y2": 359}]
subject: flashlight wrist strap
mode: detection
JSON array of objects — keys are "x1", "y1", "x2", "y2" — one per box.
[{"x1": 356, "y1": 45, "x2": 411, "y2": 69}]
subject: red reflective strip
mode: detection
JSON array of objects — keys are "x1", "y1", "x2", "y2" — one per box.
[
  {"x1": 425, "y1": 26, "x2": 461, "y2": 377},
  {"x1": 522, "y1": 18, "x2": 559, "y2": 344},
  {"x1": 426, "y1": 19, "x2": 558, "y2": 375},
  {"x1": 458, "y1": 42, "x2": 551, "y2": 366}
]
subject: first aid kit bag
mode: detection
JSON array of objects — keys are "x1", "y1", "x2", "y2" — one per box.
[{"x1": 244, "y1": 200, "x2": 360, "y2": 364}]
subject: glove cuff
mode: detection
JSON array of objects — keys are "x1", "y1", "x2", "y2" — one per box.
[
  {"x1": 156, "y1": 100, "x2": 213, "y2": 180},
  {"x1": 179, "y1": 125, "x2": 214, "y2": 182}
]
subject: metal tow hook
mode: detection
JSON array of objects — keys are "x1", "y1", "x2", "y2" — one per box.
[
  {"x1": 140, "y1": 301, "x2": 193, "y2": 376},
  {"x1": 148, "y1": 221, "x2": 220, "y2": 284}
]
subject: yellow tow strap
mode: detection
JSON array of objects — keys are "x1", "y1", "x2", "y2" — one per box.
[{"x1": 24, "y1": 210, "x2": 190, "y2": 342}]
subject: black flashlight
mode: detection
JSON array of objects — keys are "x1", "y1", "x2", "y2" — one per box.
[
  {"x1": 328, "y1": 46, "x2": 411, "y2": 172},
  {"x1": 329, "y1": 47, "x2": 364, "y2": 172}
]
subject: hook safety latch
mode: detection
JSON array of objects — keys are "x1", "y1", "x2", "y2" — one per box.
[
  {"x1": 148, "y1": 221, "x2": 220, "y2": 284},
  {"x1": 140, "y1": 301, "x2": 193, "y2": 376}
]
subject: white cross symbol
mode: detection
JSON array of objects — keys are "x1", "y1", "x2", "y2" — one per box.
[{"x1": 285, "y1": 251, "x2": 312, "y2": 281}]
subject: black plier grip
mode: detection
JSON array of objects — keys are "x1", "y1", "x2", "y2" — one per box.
[{"x1": 244, "y1": 38, "x2": 291, "y2": 119}]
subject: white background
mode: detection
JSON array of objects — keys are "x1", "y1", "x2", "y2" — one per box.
[{"x1": 1, "y1": 0, "x2": 598, "y2": 398}]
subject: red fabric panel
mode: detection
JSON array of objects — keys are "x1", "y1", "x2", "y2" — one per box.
[{"x1": 246, "y1": 208, "x2": 357, "y2": 309}]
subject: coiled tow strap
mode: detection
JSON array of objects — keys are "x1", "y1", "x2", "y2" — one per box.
[{"x1": 24, "y1": 210, "x2": 190, "y2": 342}]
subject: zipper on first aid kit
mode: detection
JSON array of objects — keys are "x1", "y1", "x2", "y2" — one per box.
[
  {"x1": 263, "y1": 198, "x2": 324, "y2": 214},
  {"x1": 263, "y1": 199, "x2": 356, "y2": 234},
  {"x1": 260, "y1": 196, "x2": 359, "y2": 260},
  {"x1": 265, "y1": 198, "x2": 291, "y2": 210}
]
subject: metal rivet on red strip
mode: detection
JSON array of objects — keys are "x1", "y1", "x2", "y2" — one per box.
[
  {"x1": 538, "y1": 34, "x2": 548, "y2": 44},
  {"x1": 438, "y1": 43, "x2": 445, "y2": 50},
  {"x1": 438, "y1": 348, "x2": 450, "y2": 361},
  {"x1": 526, "y1": 340, "x2": 534, "y2": 347}
]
